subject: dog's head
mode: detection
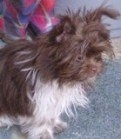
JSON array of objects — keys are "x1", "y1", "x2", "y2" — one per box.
[{"x1": 42, "y1": 6, "x2": 120, "y2": 85}]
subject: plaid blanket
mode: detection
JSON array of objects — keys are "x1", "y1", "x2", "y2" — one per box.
[{"x1": 0, "y1": 0, "x2": 59, "y2": 39}]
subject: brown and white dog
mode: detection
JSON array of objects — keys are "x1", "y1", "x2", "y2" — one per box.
[{"x1": 0, "y1": 6, "x2": 119, "y2": 139}]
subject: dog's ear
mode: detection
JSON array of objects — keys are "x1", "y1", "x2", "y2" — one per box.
[
  {"x1": 55, "y1": 16, "x2": 75, "y2": 42},
  {"x1": 85, "y1": 6, "x2": 120, "y2": 22}
]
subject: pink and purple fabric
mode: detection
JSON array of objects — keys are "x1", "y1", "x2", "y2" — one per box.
[{"x1": 0, "y1": 0, "x2": 59, "y2": 39}]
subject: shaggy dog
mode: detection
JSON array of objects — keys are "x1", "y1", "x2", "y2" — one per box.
[{"x1": 0, "y1": 6, "x2": 119, "y2": 139}]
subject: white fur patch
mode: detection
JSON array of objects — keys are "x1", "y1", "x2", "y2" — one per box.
[
  {"x1": 0, "y1": 73, "x2": 88, "y2": 138},
  {"x1": 32, "y1": 78, "x2": 88, "y2": 119}
]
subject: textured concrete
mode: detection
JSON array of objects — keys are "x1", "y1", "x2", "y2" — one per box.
[
  {"x1": 0, "y1": 38, "x2": 121, "y2": 139},
  {"x1": 112, "y1": 38, "x2": 121, "y2": 59}
]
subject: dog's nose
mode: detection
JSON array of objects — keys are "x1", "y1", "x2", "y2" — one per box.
[
  {"x1": 89, "y1": 66, "x2": 97, "y2": 77},
  {"x1": 91, "y1": 67, "x2": 97, "y2": 73}
]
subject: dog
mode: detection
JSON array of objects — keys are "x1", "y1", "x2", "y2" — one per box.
[{"x1": 0, "y1": 5, "x2": 119, "y2": 139}]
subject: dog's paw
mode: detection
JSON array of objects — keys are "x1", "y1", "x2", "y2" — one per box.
[
  {"x1": 28, "y1": 129, "x2": 54, "y2": 139},
  {"x1": 53, "y1": 121, "x2": 68, "y2": 134},
  {"x1": 39, "y1": 132, "x2": 54, "y2": 139}
]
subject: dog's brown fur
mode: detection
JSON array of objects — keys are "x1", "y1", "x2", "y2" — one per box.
[{"x1": 0, "y1": 6, "x2": 120, "y2": 139}]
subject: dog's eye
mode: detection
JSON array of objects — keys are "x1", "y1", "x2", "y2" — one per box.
[
  {"x1": 76, "y1": 55, "x2": 83, "y2": 62},
  {"x1": 95, "y1": 55, "x2": 102, "y2": 61},
  {"x1": 78, "y1": 56, "x2": 82, "y2": 60}
]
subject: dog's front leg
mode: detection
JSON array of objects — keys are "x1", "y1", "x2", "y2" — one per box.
[
  {"x1": 52, "y1": 117, "x2": 68, "y2": 134},
  {"x1": 20, "y1": 118, "x2": 54, "y2": 139}
]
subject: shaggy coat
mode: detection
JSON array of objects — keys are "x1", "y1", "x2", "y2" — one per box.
[{"x1": 0, "y1": 6, "x2": 119, "y2": 139}]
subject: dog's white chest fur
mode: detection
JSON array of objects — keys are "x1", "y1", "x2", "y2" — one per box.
[
  {"x1": 0, "y1": 78, "x2": 88, "y2": 139},
  {"x1": 32, "y1": 79, "x2": 88, "y2": 120}
]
